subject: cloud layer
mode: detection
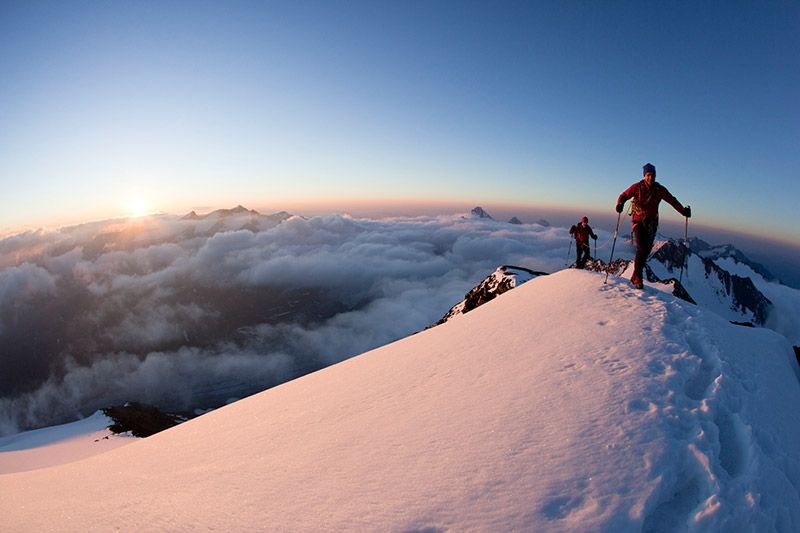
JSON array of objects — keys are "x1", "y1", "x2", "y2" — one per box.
[{"x1": 0, "y1": 209, "x2": 578, "y2": 435}]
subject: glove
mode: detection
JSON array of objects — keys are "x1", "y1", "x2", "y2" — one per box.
[
  {"x1": 592, "y1": 235, "x2": 598, "y2": 240},
  {"x1": 683, "y1": 206, "x2": 692, "y2": 218},
  {"x1": 615, "y1": 203, "x2": 624, "y2": 213}
]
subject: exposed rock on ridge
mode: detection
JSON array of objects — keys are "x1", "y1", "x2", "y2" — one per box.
[
  {"x1": 433, "y1": 265, "x2": 547, "y2": 326},
  {"x1": 103, "y1": 402, "x2": 188, "y2": 438}
]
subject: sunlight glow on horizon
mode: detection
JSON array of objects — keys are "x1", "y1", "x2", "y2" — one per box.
[
  {"x1": 2, "y1": 193, "x2": 797, "y2": 249},
  {"x1": 126, "y1": 197, "x2": 152, "y2": 218}
]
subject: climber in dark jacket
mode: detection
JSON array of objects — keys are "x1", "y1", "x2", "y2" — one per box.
[
  {"x1": 569, "y1": 216, "x2": 597, "y2": 269},
  {"x1": 616, "y1": 163, "x2": 691, "y2": 289}
]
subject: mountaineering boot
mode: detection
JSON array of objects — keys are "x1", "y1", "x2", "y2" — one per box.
[{"x1": 630, "y1": 275, "x2": 644, "y2": 289}]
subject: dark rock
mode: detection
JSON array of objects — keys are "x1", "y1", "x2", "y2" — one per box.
[
  {"x1": 470, "y1": 207, "x2": 494, "y2": 220},
  {"x1": 508, "y1": 217, "x2": 523, "y2": 225},
  {"x1": 103, "y1": 402, "x2": 188, "y2": 438},
  {"x1": 432, "y1": 266, "x2": 546, "y2": 327}
]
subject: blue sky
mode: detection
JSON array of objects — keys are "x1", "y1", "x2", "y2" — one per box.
[{"x1": 1, "y1": 1, "x2": 798, "y2": 244}]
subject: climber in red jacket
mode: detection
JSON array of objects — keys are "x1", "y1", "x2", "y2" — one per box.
[
  {"x1": 616, "y1": 163, "x2": 691, "y2": 289},
  {"x1": 569, "y1": 216, "x2": 597, "y2": 269}
]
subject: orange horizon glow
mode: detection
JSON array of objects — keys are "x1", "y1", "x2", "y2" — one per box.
[{"x1": 2, "y1": 196, "x2": 798, "y2": 251}]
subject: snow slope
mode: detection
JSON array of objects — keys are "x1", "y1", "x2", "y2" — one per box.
[
  {"x1": 0, "y1": 411, "x2": 132, "y2": 474},
  {"x1": 2, "y1": 270, "x2": 799, "y2": 531}
]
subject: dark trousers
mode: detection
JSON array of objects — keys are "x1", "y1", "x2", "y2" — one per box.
[
  {"x1": 633, "y1": 218, "x2": 657, "y2": 280},
  {"x1": 576, "y1": 242, "x2": 591, "y2": 268}
]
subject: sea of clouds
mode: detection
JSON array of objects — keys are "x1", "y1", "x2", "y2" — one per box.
[{"x1": 0, "y1": 208, "x2": 589, "y2": 435}]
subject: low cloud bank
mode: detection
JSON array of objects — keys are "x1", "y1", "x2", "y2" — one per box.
[{"x1": 0, "y1": 209, "x2": 578, "y2": 434}]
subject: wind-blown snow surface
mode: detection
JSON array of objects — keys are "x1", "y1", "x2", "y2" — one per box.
[
  {"x1": 2, "y1": 270, "x2": 799, "y2": 531},
  {"x1": 0, "y1": 411, "x2": 132, "y2": 474}
]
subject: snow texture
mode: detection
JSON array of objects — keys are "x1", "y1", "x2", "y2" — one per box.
[
  {"x1": 1, "y1": 270, "x2": 799, "y2": 531},
  {"x1": 0, "y1": 411, "x2": 132, "y2": 474}
]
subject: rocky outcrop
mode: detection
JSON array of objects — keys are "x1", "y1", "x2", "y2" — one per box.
[
  {"x1": 432, "y1": 266, "x2": 546, "y2": 326},
  {"x1": 103, "y1": 402, "x2": 188, "y2": 438}
]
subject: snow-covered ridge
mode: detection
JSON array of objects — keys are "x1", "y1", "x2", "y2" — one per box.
[
  {"x1": 2, "y1": 270, "x2": 798, "y2": 531},
  {"x1": 435, "y1": 233, "x2": 799, "y2": 350},
  {"x1": 572, "y1": 237, "x2": 799, "y2": 345},
  {"x1": 433, "y1": 265, "x2": 546, "y2": 325}
]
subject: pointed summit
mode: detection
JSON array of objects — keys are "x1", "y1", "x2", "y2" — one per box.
[
  {"x1": 470, "y1": 206, "x2": 494, "y2": 220},
  {"x1": 181, "y1": 210, "x2": 201, "y2": 220},
  {"x1": 508, "y1": 217, "x2": 523, "y2": 225}
]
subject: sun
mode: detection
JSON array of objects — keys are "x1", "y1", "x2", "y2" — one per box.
[{"x1": 127, "y1": 198, "x2": 151, "y2": 218}]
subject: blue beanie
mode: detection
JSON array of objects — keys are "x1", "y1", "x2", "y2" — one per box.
[{"x1": 643, "y1": 163, "x2": 656, "y2": 177}]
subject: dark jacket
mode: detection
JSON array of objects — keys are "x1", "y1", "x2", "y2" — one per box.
[
  {"x1": 569, "y1": 223, "x2": 597, "y2": 245},
  {"x1": 617, "y1": 180, "x2": 686, "y2": 222}
]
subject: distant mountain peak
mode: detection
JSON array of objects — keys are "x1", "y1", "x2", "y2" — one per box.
[
  {"x1": 470, "y1": 206, "x2": 494, "y2": 220},
  {"x1": 182, "y1": 206, "x2": 263, "y2": 220},
  {"x1": 215, "y1": 205, "x2": 260, "y2": 218},
  {"x1": 508, "y1": 217, "x2": 523, "y2": 225},
  {"x1": 177, "y1": 206, "x2": 292, "y2": 237}
]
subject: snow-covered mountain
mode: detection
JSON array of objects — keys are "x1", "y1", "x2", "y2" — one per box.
[
  {"x1": 687, "y1": 237, "x2": 776, "y2": 282},
  {"x1": 643, "y1": 240, "x2": 800, "y2": 345},
  {"x1": 647, "y1": 241, "x2": 772, "y2": 325},
  {"x1": 2, "y1": 270, "x2": 798, "y2": 531}
]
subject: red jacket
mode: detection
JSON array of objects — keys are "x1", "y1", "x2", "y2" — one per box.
[
  {"x1": 569, "y1": 223, "x2": 596, "y2": 245},
  {"x1": 617, "y1": 180, "x2": 686, "y2": 222}
]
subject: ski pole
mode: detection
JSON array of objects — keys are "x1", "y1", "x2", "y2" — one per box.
[
  {"x1": 565, "y1": 236, "x2": 573, "y2": 266},
  {"x1": 604, "y1": 212, "x2": 622, "y2": 285},
  {"x1": 679, "y1": 214, "x2": 689, "y2": 284}
]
